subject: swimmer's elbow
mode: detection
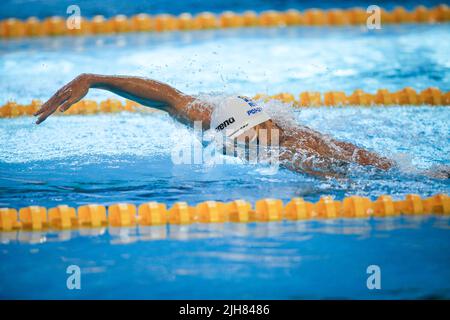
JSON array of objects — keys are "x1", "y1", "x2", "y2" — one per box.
[
  {"x1": 371, "y1": 157, "x2": 395, "y2": 171},
  {"x1": 354, "y1": 149, "x2": 394, "y2": 170}
]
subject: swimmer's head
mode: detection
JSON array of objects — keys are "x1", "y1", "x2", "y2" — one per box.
[{"x1": 207, "y1": 96, "x2": 271, "y2": 143}]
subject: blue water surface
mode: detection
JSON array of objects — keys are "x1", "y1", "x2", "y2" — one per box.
[{"x1": 1, "y1": 217, "x2": 450, "y2": 299}]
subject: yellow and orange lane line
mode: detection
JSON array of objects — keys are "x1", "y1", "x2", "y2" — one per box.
[{"x1": 0, "y1": 5, "x2": 449, "y2": 39}]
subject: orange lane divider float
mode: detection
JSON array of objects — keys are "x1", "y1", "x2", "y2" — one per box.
[
  {"x1": 1, "y1": 194, "x2": 449, "y2": 232},
  {"x1": 0, "y1": 5, "x2": 449, "y2": 39},
  {"x1": 0, "y1": 87, "x2": 448, "y2": 119}
]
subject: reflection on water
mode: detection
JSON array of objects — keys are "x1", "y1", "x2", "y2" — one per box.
[{"x1": 1, "y1": 216, "x2": 448, "y2": 245}]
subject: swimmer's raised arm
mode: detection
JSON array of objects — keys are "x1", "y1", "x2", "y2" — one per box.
[{"x1": 34, "y1": 74, "x2": 210, "y2": 125}]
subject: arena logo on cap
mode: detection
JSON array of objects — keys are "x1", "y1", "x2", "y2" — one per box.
[{"x1": 215, "y1": 117, "x2": 235, "y2": 132}]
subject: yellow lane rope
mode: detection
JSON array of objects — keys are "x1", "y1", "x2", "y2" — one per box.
[
  {"x1": 1, "y1": 5, "x2": 449, "y2": 39},
  {"x1": 0, "y1": 194, "x2": 448, "y2": 232},
  {"x1": 0, "y1": 87, "x2": 448, "y2": 118}
]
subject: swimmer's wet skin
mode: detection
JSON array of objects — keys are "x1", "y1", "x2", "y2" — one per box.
[{"x1": 34, "y1": 73, "x2": 394, "y2": 178}]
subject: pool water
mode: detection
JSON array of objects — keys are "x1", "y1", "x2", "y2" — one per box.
[
  {"x1": 1, "y1": 107, "x2": 449, "y2": 208},
  {"x1": 1, "y1": 217, "x2": 450, "y2": 299},
  {"x1": 2, "y1": 25, "x2": 450, "y2": 102},
  {"x1": 0, "y1": 23, "x2": 449, "y2": 299}
]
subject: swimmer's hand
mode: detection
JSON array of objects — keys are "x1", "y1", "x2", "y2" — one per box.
[{"x1": 34, "y1": 74, "x2": 91, "y2": 124}]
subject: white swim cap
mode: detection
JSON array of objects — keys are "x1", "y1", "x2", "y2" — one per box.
[{"x1": 209, "y1": 96, "x2": 271, "y2": 140}]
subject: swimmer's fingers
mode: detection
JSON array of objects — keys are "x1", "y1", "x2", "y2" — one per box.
[
  {"x1": 35, "y1": 107, "x2": 58, "y2": 124},
  {"x1": 34, "y1": 88, "x2": 71, "y2": 117},
  {"x1": 58, "y1": 98, "x2": 76, "y2": 112},
  {"x1": 34, "y1": 88, "x2": 71, "y2": 116},
  {"x1": 35, "y1": 95, "x2": 73, "y2": 124}
]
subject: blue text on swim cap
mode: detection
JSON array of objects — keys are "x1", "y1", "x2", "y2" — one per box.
[{"x1": 247, "y1": 107, "x2": 262, "y2": 116}]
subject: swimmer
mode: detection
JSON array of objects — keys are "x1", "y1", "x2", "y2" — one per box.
[{"x1": 34, "y1": 74, "x2": 394, "y2": 178}]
